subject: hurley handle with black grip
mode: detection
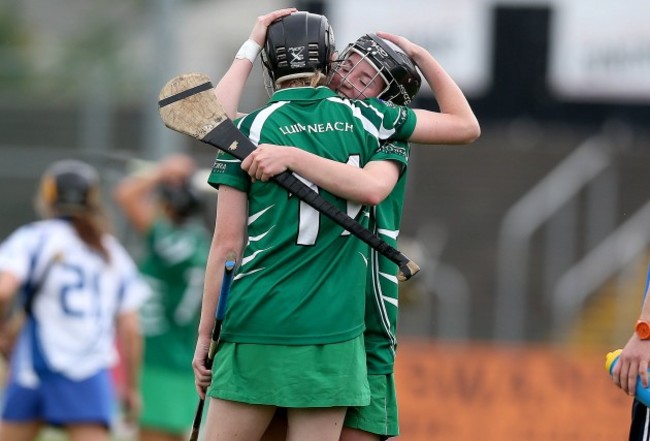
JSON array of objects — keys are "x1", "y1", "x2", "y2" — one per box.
[{"x1": 158, "y1": 73, "x2": 419, "y2": 281}]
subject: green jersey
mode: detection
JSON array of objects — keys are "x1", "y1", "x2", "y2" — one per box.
[
  {"x1": 365, "y1": 140, "x2": 410, "y2": 374},
  {"x1": 208, "y1": 86, "x2": 415, "y2": 345},
  {"x1": 138, "y1": 217, "x2": 209, "y2": 370}
]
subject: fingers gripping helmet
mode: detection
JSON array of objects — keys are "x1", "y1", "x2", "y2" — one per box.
[
  {"x1": 335, "y1": 34, "x2": 421, "y2": 105},
  {"x1": 38, "y1": 160, "x2": 101, "y2": 216},
  {"x1": 262, "y1": 12, "x2": 335, "y2": 89}
]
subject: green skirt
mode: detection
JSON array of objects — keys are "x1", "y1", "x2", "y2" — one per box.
[
  {"x1": 344, "y1": 373, "x2": 399, "y2": 438},
  {"x1": 207, "y1": 335, "x2": 369, "y2": 407}
]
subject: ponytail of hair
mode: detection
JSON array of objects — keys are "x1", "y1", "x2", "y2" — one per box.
[{"x1": 69, "y1": 211, "x2": 110, "y2": 263}]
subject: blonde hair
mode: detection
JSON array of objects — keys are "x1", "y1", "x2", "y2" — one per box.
[{"x1": 276, "y1": 70, "x2": 326, "y2": 89}]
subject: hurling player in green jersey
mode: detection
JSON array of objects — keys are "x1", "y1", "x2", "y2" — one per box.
[
  {"x1": 329, "y1": 33, "x2": 480, "y2": 441},
  {"x1": 239, "y1": 32, "x2": 480, "y2": 441},
  {"x1": 197, "y1": 11, "x2": 410, "y2": 441},
  {"x1": 190, "y1": 9, "x2": 478, "y2": 436},
  {"x1": 114, "y1": 154, "x2": 210, "y2": 441}
]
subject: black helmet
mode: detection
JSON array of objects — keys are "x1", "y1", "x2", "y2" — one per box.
[
  {"x1": 332, "y1": 33, "x2": 421, "y2": 105},
  {"x1": 261, "y1": 12, "x2": 335, "y2": 88},
  {"x1": 158, "y1": 180, "x2": 201, "y2": 220},
  {"x1": 38, "y1": 159, "x2": 101, "y2": 215}
]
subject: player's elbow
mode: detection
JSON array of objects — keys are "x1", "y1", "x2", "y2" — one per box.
[
  {"x1": 360, "y1": 185, "x2": 392, "y2": 206},
  {"x1": 355, "y1": 165, "x2": 400, "y2": 205},
  {"x1": 214, "y1": 236, "x2": 245, "y2": 261},
  {"x1": 459, "y1": 120, "x2": 481, "y2": 144},
  {"x1": 357, "y1": 194, "x2": 379, "y2": 206},
  {"x1": 440, "y1": 118, "x2": 482, "y2": 145}
]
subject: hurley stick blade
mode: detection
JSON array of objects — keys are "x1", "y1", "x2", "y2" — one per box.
[{"x1": 158, "y1": 72, "x2": 229, "y2": 141}]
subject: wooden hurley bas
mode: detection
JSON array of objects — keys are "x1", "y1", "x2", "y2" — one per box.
[{"x1": 158, "y1": 72, "x2": 420, "y2": 282}]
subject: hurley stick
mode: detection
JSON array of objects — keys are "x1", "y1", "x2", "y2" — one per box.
[{"x1": 158, "y1": 73, "x2": 419, "y2": 281}]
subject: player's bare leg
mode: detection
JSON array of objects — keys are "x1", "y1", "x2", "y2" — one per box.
[
  {"x1": 260, "y1": 409, "x2": 288, "y2": 441},
  {"x1": 286, "y1": 407, "x2": 347, "y2": 441},
  {"x1": 340, "y1": 427, "x2": 380, "y2": 441},
  {"x1": 260, "y1": 410, "x2": 378, "y2": 441},
  {"x1": 66, "y1": 423, "x2": 110, "y2": 441},
  {"x1": 0, "y1": 421, "x2": 43, "y2": 441},
  {"x1": 203, "y1": 398, "x2": 276, "y2": 441}
]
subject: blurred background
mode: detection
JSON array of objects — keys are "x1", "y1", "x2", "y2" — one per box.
[{"x1": 1, "y1": 0, "x2": 650, "y2": 439}]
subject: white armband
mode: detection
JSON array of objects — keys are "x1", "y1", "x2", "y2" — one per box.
[{"x1": 235, "y1": 39, "x2": 262, "y2": 64}]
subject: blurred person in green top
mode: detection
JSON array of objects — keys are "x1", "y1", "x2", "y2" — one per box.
[{"x1": 114, "y1": 154, "x2": 209, "y2": 441}]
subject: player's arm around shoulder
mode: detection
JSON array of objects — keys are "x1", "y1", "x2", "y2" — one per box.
[
  {"x1": 243, "y1": 143, "x2": 399, "y2": 205},
  {"x1": 378, "y1": 31, "x2": 481, "y2": 146}
]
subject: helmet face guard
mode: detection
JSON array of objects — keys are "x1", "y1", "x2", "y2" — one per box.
[
  {"x1": 261, "y1": 12, "x2": 335, "y2": 91},
  {"x1": 329, "y1": 34, "x2": 421, "y2": 105}
]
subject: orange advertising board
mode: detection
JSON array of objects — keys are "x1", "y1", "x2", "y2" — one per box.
[{"x1": 394, "y1": 341, "x2": 630, "y2": 440}]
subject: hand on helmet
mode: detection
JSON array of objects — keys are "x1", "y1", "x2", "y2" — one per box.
[
  {"x1": 376, "y1": 31, "x2": 424, "y2": 64},
  {"x1": 249, "y1": 8, "x2": 298, "y2": 48}
]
